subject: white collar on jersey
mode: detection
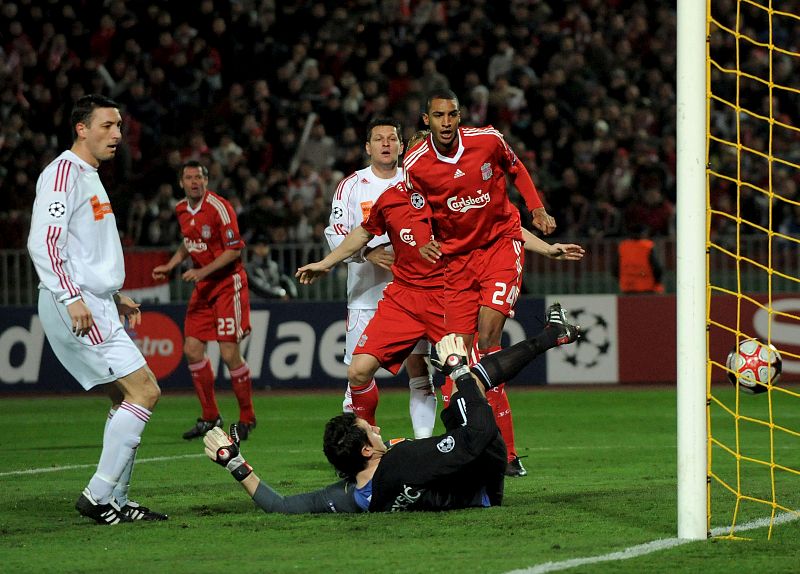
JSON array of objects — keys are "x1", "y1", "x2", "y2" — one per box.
[
  {"x1": 63, "y1": 150, "x2": 97, "y2": 172},
  {"x1": 186, "y1": 192, "x2": 207, "y2": 215},
  {"x1": 429, "y1": 129, "x2": 464, "y2": 164}
]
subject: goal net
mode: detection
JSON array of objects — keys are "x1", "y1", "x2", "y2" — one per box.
[{"x1": 706, "y1": 0, "x2": 800, "y2": 539}]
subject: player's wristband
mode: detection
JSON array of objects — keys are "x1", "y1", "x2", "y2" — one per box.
[
  {"x1": 450, "y1": 364, "x2": 471, "y2": 381},
  {"x1": 62, "y1": 294, "x2": 83, "y2": 306},
  {"x1": 230, "y1": 460, "x2": 253, "y2": 482},
  {"x1": 453, "y1": 369, "x2": 473, "y2": 385}
]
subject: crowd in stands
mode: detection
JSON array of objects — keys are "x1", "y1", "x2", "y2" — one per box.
[{"x1": 1, "y1": 0, "x2": 739, "y2": 252}]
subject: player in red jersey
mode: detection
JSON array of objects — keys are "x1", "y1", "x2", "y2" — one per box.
[
  {"x1": 152, "y1": 160, "x2": 257, "y2": 441},
  {"x1": 298, "y1": 131, "x2": 583, "y2": 443},
  {"x1": 298, "y1": 131, "x2": 442, "y2": 438},
  {"x1": 299, "y1": 215, "x2": 443, "y2": 437},
  {"x1": 403, "y1": 90, "x2": 559, "y2": 476}
]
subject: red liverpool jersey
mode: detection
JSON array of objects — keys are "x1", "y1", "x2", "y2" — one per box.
[
  {"x1": 403, "y1": 126, "x2": 525, "y2": 255},
  {"x1": 175, "y1": 190, "x2": 245, "y2": 282},
  {"x1": 361, "y1": 181, "x2": 443, "y2": 289}
]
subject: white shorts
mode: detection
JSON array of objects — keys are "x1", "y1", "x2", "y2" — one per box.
[
  {"x1": 38, "y1": 290, "x2": 147, "y2": 390},
  {"x1": 344, "y1": 308, "x2": 428, "y2": 365}
]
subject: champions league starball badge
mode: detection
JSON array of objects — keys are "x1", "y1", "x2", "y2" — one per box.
[{"x1": 48, "y1": 201, "x2": 66, "y2": 218}]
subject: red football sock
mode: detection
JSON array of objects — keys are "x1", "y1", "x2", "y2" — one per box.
[
  {"x1": 486, "y1": 383, "x2": 517, "y2": 461},
  {"x1": 350, "y1": 379, "x2": 379, "y2": 425},
  {"x1": 188, "y1": 357, "x2": 219, "y2": 421},
  {"x1": 230, "y1": 362, "x2": 256, "y2": 424},
  {"x1": 480, "y1": 345, "x2": 517, "y2": 462}
]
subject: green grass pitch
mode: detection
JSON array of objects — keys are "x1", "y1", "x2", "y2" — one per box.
[{"x1": 1, "y1": 386, "x2": 798, "y2": 573}]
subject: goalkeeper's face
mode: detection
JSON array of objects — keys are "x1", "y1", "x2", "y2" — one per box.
[{"x1": 355, "y1": 418, "x2": 387, "y2": 456}]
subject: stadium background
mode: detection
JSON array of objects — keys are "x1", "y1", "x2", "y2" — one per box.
[{"x1": 1, "y1": 0, "x2": 799, "y2": 391}]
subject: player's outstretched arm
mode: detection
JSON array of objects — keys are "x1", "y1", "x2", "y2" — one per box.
[
  {"x1": 520, "y1": 228, "x2": 585, "y2": 260},
  {"x1": 296, "y1": 225, "x2": 374, "y2": 284},
  {"x1": 203, "y1": 426, "x2": 361, "y2": 513}
]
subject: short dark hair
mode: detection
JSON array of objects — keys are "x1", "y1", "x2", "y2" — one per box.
[
  {"x1": 425, "y1": 89, "x2": 459, "y2": 113},
  {"x1": 70, "y1": 94, "x2": 120, "y2": 141},
  {"x1": 179, "y1": 159, "x2": 209, "y2": 178},
  {"x1": 322, "y1": 413, "x2": 369, "y2": 480},
  {"x1": 366, "y1": 117, "x2": 402, "y2": 143}
]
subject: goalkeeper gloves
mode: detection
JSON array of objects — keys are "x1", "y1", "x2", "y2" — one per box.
[
  {"x1": 204, "y1": 425, "x2": 253, "y2": 482},
  {"x1": 431, "y1": 334, "x2": 472, "y2": 381}
]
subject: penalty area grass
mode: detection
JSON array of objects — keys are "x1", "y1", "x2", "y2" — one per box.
[{"x1": 0, "y1": 386, "x2": 798, "y2": 573}]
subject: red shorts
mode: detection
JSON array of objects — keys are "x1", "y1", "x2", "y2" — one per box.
[
  {"x1": 353, "y1": 281, "x2": 448, "y2": 374},
  {"x1": 185, "y1": 270, "x2": 251, "y2": 343},
  {"x1": 442, "y1": 236, "x2": 524, "y2": 333}
]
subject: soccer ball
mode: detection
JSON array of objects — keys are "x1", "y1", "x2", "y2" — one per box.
[{"x1": 725, "y1": 338, "x2": 782, "y2": 394}]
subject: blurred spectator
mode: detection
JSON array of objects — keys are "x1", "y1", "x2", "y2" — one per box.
[
  {"x1": 612, "y1": 224, "x2": 665, "y2": 294},
  {"x1": 297, "y1": 122, "x2": 336, "y2": 172},
  {"x1": 288, "y1": 161, "x2": 323, "y2": 205},
  {"x1": 624, "y1": 188, "x2": 675, "y2": 237},
  {"x1": 245, "y1": 235, "x2": 298, "y2": 300},
  {"x1": 0, "y1": 0, "x2": 704, "y2": 246}
]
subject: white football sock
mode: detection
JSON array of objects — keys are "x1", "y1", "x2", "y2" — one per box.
[
  {"x1": 87, "y1": 402, "x2": 150, "y2": 503},
  {"x1": 113, "y1": 454, "x2": 136, "y2": 508},
  {"x1": 103, "y1": 407, "x2": 134, "y2": 506},
  {"x1": 409, "y1": 375, "x2": 437, "y2": 439}
]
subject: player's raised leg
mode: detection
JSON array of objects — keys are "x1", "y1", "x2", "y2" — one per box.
[{"x1": 471, "y1": 302, "x2": 580, "y2": 391}]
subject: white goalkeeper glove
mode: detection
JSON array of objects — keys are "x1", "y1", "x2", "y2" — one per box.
[
  {"x1": 204, "y1": 426, "x2": 253, "y2": 481},
  {"x1": 431, "y1": 334, "x2": 471, "y2": 381}
]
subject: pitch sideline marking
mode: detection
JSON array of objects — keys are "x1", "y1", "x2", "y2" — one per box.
[
  {"x1": 505, "y1": 513, "x2": 800, "y2": 574},
  {"x1": 0, "y1": 453, "x2": 205, "y2": 477},
  {"x1": 0, "y1": 448, "x2": 315, "y2": 478}
]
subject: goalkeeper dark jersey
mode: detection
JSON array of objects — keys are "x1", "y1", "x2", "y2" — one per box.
[{"x1": 250, "y1": 383, "x2": 506, "y2": 513}]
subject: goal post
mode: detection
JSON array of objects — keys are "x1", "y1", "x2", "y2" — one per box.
[{"x1": 676, "y1": 0, "x2": 709, "y2": 540}]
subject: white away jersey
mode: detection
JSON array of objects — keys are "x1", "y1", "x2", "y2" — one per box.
[
  {"x1": 324, "y1": 165, "x2": 403, "y2": 309},
  {"x1": 28, "y1": 150, "x2": 125, "y2": 302}
]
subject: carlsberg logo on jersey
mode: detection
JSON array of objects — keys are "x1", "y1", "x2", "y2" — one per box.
[
  {"x1": 184, "y1": 238, "x2": 208, "y2": 253},
  {"x1": 399, "y1": 228, "x2": 416, "y2": 246},
  {"x1": 446, "y1": 190, "x2": 490, "y2": 213}
]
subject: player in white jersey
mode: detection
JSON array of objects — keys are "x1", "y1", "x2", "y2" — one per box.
[
  {"x1": 324, "y1": 118, "x2": 436, "y2": 438},
  {"x1": 27, "y1": 95, "x2": 166, "y2": 525}
]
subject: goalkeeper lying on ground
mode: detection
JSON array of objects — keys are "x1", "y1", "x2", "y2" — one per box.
[{"x1": 204, "y1": 303, "x2": 580, "y2": 513}]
